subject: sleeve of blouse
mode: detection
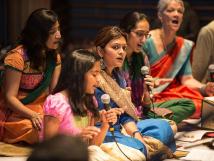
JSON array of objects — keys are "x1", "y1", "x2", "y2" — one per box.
[
  {"x1": 179, "y1": 55, "x2": 192, "y2": 76},
  {"x1": 4, "y1": 52, "x2": 24, "y2": 72},
  {"x1": 43, "y1": 94, "x2": 67, "y2": 122},
  {"x1": 119, "y1": 113, "x2": 135, "y2": 125}
]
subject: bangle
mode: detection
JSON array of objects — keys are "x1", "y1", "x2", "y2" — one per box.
[{"x1": 132, "y1": 130, "x2": 140, "y2": 137}]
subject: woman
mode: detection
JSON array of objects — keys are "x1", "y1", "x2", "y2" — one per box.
[
  {"x1": 143, "y1": 0, "x2": 214, "y2": 118},
  {"x1": 42, "y1": 49, "x2": 123, "y2": 161},
  {"x1": 94, "y1": 26, "x2": 176, "y2": 160},
  {"x1": 0, "y1": 8, "x2": 61, "y2": 144},
  {"x1": 119, "y1": 11, "x2": 195, "y2": 123}
]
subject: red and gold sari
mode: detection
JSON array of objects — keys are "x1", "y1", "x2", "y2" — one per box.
[{"x1": 144, "y1": 37, "x2": 203, "y2": 118}]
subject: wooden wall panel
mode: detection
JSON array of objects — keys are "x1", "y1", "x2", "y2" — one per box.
[
  {"x1": 7, "y1": 0, "x2": 50, "y2": 43},
  {"x1": 66, "y1": 0, "x2": 214, "y2": 43}
]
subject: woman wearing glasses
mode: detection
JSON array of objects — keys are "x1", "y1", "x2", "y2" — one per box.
[
  {"x1": 143, "y1": 0, "x2": 214, "y2": 119},
  {"x1": 120, "y1": 11, "x2": 195, "y2": 124}
]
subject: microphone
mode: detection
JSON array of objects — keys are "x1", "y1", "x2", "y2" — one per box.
[
  {"x1": 101, "y1": 94, "x2": 114, "y2": 132},
  {"x1": 100, "y1": 96, "x2": 131, "y2": 160},
  {"x1": 101, "y1": 94, "x2": 111, "y2": 111},
  {"x1": 141, "y1": 66, "x2": 153, "y2": 97},
  {"x1": 208, "y1": 64, "x2": 214, "y2": 82},
  {"x1": 141, "y1": 66, "x2": 156, "y2": 118}
]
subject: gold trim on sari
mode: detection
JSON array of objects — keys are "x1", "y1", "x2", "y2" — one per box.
[
  {"x1": 98, "y1": 70, "x2": 138, "y2": 120},
  {"x1": 98, "y1": 70, "x2": 174, "y2": 159}
]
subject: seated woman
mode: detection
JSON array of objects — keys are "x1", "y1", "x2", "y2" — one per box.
[
  {"x1": 119, "y1": 11, "x2": 195, "y2": 123},
  {"x1": 42, "y1": 49, "x2": 124, "y2": 161},
  {"x1": 0, "y1": 8, "x2": 61, "y2": 144},
  {"x1": 143, "y1": 0, "x2": 214, "y2": 118},
  {"x1": 94, "y1": 26, "x2": 176, "y2": 160}
]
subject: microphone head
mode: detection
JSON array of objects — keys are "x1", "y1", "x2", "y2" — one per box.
[
  {"x1": 101, "y1": 94, "x2": 110, "y2": 104},
  {"x1": 141, "y1": 66, "x2": 149, "y2": 76},
  {"x1": 208, "y1": 64, "x2": 214, "y2": 73}
]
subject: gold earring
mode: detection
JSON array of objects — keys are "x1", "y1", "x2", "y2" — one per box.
[{"x1": 100, "y1": 57, "x2": 105, "y2": 69}]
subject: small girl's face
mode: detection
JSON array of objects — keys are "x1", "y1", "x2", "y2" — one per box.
[
  {"x1": 102, "y1": 36, "x2": 127, "y2": 71},
  {"x1": 84, "y1": 61, "x2": 101, "y2": 94},
  {"x1": 46, "y1": 21, "x2": 61, "y2": 49}
]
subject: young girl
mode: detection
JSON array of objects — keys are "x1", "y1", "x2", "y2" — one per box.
[
  {"x1": 94, "y1": 26, "x2": 176, "y2": 160},
  {"x1": 42, "y1": 49, "x2": 119, "y2": 147}
]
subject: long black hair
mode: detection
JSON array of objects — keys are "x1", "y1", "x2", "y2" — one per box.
[
  {"x1": 120, "y1": 11, "x2": 148, "y2": 79},
  {"x1": 53, "y1": 49, "x2": 100, "y2": 117},
  {"x1": 20, "y1": 8, "x2": 60, "y2": 70},
  {"x1": 119, "y1": 11, "x2": 148, "y2": 33}
]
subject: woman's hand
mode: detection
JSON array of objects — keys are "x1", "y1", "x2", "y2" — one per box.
[
  {"x1": 110, "y1": 108, "x2": 124, "y2": 116},
  {"x1": 154, "y1": 78, "x2": 173, "y2": 87},
  {"x1": 80, "y1": 126, "x2": 100, "y2": 140},
  {"x1": 30, "y1": 112, "x2": 43, "y2": 131},
  {"x1": 144, "y1": 75, "x2": 155, "y2": 90},
  {"x1": 205, "y1": 82, "x2": 214, "y2": 96}
]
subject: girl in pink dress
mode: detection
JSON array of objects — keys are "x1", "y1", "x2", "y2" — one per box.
[{"x1": 41, "y1": 49, "x2": 123, "y2": 146}]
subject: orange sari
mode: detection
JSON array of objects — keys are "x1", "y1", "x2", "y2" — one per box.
[{"x1": 0, "y1": 46, "x2": 60, "y2": 144}]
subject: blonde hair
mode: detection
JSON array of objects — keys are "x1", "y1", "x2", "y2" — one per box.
[{"x1": 157, "y1": 0, "x2": 184, "y2": 14}]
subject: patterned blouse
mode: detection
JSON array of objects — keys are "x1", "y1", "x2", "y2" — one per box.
[{"x1": 4, "y1": 45, "x2": 61, "y2": 92}]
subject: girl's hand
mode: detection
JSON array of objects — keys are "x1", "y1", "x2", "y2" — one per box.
[
  {"x1": 100, "y1": 109, "x2": 119, "y2": 125},
  {"x1": 125, "y1": 87, "x2": 131, "y2": 91},
  {"x1": 80, "y1": 126, "x2": 100, "y2": 140},
  {"x1": 30, "y1": 112, "x2": 42, "y2": 131}
]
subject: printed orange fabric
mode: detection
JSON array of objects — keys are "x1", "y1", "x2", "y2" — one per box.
[{"x1": 0, "y1": 45, "x2": 61, "y2": 144}]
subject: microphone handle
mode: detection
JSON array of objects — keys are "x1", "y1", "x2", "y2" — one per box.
[
  {"x1": 104, "y1": 104, "x2": 111, "y2": 111},
  {"x1": 143, "y1": 74, "x2": 153, "y2": 97},
  {"x1": 144, "y1": 78, "x2": 156, "y2": 118},
  {"x1": 103, "y1": 104, "x2": 114, "y2": 131}
]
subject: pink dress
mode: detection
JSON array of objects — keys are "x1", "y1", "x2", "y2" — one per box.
[{"x1": 40, "y1": 93, "x2": 81, "y2": 140}]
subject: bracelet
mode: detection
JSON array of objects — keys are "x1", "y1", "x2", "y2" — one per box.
[{"x1": 132, "y1": 130, "x2": 140, "y2": 138}]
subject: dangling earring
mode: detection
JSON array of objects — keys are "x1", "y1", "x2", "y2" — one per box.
[
  {"x1": 100, "y1": 57, "x2": 105, "y2": 69},
  {"x1": 97, "y1": 46, "x2": 105, "y2": 69}
]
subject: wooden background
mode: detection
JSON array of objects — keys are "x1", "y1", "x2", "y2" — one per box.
[{"x1": 0, "y1": 0, "x2": 214, "y2": 49}]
